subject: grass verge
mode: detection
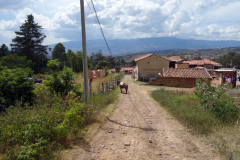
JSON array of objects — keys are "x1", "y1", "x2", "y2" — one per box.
[{"x1": 151, "y1": 89, "x2": 240, "y2": 159}]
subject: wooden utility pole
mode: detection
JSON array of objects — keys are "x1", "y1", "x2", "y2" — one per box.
[{"x1": 80, "y1": 0, "x2": 89, "y2": 103}]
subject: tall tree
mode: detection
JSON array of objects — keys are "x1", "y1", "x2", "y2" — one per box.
[
  {"x1": 52, "y1": 43, "x2": 65, "y2": 60},
  {"x1": 130, "y1": 60, "x2": 136, "y2": 67},
  {"x1": 52, "y1": 43, "x2": 66, "y2": 69},
  {"x1": 10, "y1": 14, "x2": 48, "y2": 73},
  {"x1": 90, "y1": 50, "x2": 106, "y2": 68},
  {"x1": 0, "y1": 44, "x2": 8, "y2": 57},
  {"x1": 216, "y1": 52, "x2": 240, "y2": 68},
  {"x1": 107, "y1": 55, "x2": 115, "y2": 69}
]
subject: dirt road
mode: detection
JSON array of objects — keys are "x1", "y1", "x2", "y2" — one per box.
[{"x1": 64, "y1": 75, "x2": 225, "y2": 160}]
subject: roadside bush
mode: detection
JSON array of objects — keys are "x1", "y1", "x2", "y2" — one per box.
[
  {"x1": 0, "y1": 67, "x2": 35, "y2": 111},
  {"x1": 195, "y1": 79, "x2": 239, "y2": 123},
  {"x1": 44, "y1": 60, "x2": 78, "y2": 98}
]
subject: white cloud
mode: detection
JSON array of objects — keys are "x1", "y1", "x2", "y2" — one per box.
[{"x1": 1, "y1": 0, "x2": 240, "y2": 46}]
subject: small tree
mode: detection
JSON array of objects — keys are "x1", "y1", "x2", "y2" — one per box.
[
  {"x1": 44, "y1": 60, "x2": 81, "y2": 98},
  {"x1": 195, "y1": 79, "x2": 239, "y2": 122},
  {"x1": 0, "y1": 68, "x2": 35, "y2": 111}
]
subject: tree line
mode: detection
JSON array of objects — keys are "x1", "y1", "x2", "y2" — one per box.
[{"x1": 1, "y1": 14, "x2": 136, "y2": 75}]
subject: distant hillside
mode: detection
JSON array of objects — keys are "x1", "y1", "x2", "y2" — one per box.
[
  {"x1": 114, "y1": 47, "x2": 240, "y2": 62},
  {"x1": 48, "y1": 37, "x2": 240, "y2": 56}
]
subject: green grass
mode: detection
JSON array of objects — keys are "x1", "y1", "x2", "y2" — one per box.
[{"x1": 151, "y1": 89, "x2": 240, "y2": 159}]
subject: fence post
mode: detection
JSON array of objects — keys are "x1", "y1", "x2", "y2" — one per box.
[
  {"x1": 102, "y1": 82, "x2": 104, "y2": 93},
  {"x1": 106, "y1": 82, "x2": 108, "y2": 92},
  {"x1": 89, "y1": 78, "x2": 93, "y2": 96}
]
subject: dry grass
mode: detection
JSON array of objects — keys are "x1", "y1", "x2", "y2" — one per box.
[
  {"x1": 75, "y1": 73, "x2": 120, "y2": 93},
  {"x1": 151, "y1": 89, "x2": 240, "y2": 159}
]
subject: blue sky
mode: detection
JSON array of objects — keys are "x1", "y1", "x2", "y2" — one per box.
[{"x1": 1, "y1": 0, "x2": 240, "y2": 47}]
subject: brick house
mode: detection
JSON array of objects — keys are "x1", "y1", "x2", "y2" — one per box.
[
  {"x1": 134, "y1": 53, "x2": 170, "y2": 81},
  {"x1": 183, "y1": 59, "x2": 222, "y2": 69},
  {"x1": 149, "y1": 68, "x2": 212, "y2": 88}
]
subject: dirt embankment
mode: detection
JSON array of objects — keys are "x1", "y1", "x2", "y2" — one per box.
[{"x1": 62, "y1": 75, "x2": 226, "y2": 160}]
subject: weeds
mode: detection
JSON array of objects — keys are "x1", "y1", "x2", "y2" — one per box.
[
  {"x1": 151, "y1": 88, "x2": 240, "y2": 159},
  {"x1": 0, "y1": 72, "x2": 121, "y2": 159}
]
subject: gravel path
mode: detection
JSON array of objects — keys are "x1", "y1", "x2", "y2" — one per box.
[{"x1": 62, "y1": 75, "x2": 226, "y2": 160}]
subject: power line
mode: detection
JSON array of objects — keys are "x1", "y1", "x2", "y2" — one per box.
[
  {"x1": 92, "y1": 0, "x2": 155, "y2": 51},
  {"x1": 88, "y1": 0, "x2": 113, "y2": 56},
  {"x1": 90, "y1": 0, "x2": 146, "y2": 52}
]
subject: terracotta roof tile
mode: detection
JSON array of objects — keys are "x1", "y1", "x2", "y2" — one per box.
[
  {"x1": 183, "y1": 59, "x2": 221, "y2": 66},
  {"x1": 163, "y1": 68, "x2": 212, "y2": 79},
  {"x1": 166, "y1": 56, "x2": 183, "y2": 62},
  {"x1": 134, "y1": 53, "x2": 170, "y2": 62},
  {"x1": 120, "y1": 67, "x2": 133, "y2": 71}
]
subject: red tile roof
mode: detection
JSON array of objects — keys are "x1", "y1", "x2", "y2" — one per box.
[
  {"x1": 120, "y1": 67, "x2": 133, "y2": 71},
  {"x1": 134, "y1": 53, "x2": 170, "y2": 62},
  {"x1": 110, "y1": 68, "x2": 116, "y2": 72},
  {"x1": 183, "y1": 59, "x2": 221, "y2": 66},
  {"x1": 166, "y1": 56, "x2": 183, "y2": 62},
  {"x1": 163, "y1": 68, "x2": 212, "y2": 79}
]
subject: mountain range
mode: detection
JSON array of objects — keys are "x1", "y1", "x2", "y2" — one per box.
[{"x1": 48, "y1": 37, "x2": 240, "y2": 56}]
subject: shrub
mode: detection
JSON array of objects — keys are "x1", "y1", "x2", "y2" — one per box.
[
  {"x1": 195, "y1": 79, "x2": 239, "y2": 123},
  {"x1": 44, "y1": 60, "x2": 78, "y2": 98},
  {"x1": 0, "y1": 67, "x2": 35, "y2": 111}
]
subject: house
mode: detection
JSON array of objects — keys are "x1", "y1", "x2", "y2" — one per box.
[
  {"x1": 166, "y1": 56, "x2": 184, "y2": 68},
  {"x1": 183, "y1": 59, "x2": 222, "y2": 69},
  {"x1": 214, "y1": 68, "x2": 237, "y2": 87},
  {"x1": 149, "y1": 68, "x2": 212, "y2": 88},
  {"x1": 134, "y1": 53, "x2": 170, "y2": 81},
  {"x1": 110, "y1": 68, "x2": 116, "y2": 73},
  {"x1": 120, "y1": 67, "x2": 134, "y2": 74}
]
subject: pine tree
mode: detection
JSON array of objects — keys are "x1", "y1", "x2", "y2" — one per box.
[
  {"x1": 10, "y1": 14, "x2": 48, "y2": 72},
  {"x1": 0, "y1": 44, "x2": 8, "y2": 57}
]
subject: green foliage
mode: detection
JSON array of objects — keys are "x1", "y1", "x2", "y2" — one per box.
[
  {"x1": 45, "y1": 59, "x2": 82, "y2": 98},
  {"x1": 66, "y1": 50, "x2": 91, "y2": 73},
  {"x1": 96, "y1": 60, "x2": 109, "y2": 69},
  {"x1": 0, "y1": 54, "x2": 34, "y2": 70},
  {"x1": 47, "y1": 59, "x2": 60, "y2": 73},
  {"x1": 90, "y1": 50, "x2": 106, "y2": 68},
  {"x1": 0, "y1": 44, "x2": 8, "y2": 57},
  {"x1": 195, "y1": 79, "x2": 239, "y2": 122},
  {"x1": 0, "y1": 68, "x2": 35, "y2": 111},
  {"x1": 115, "y1": 66, "x2": 120, "y2": 72},
  {"x1": 130, "y1": 60, "x2": 136, "y2": 67},
  {"x1": 52, "y1": 43, "x2": 66, "y2": 60},
  {"x1": 216, "y1": 52, "x2": 240, "y2": 68},
  {"x1": 0, "y1": 72, "x2": 120, "y2": 159},
  {"x1": 10, "y1": 14, "x2": 48, "y2": 73},
  {"x1": 151, "y1": 89, "x2": 221, "y2": 134}
]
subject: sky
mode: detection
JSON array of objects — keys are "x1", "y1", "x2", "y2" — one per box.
[{"x1": 1, "y1": 0, "x2": 240, "y2": 47}]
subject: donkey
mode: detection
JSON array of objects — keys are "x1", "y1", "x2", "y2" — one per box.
[{"x1": 117, "y1": 80, "x2": 128, "y2": 94}]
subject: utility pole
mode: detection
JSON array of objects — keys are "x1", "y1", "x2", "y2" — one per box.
[{"x1": 80, "y1": 0, "x2": 89, "y2": 103}]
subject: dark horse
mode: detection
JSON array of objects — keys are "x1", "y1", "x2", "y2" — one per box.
[{"x1": 117, "y1": 80, "x2": 128, "y2": 94}]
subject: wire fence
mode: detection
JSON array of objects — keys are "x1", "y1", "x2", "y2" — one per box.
[{"x1": 89, "y1": 72, "x2": 124, "y2": 95}]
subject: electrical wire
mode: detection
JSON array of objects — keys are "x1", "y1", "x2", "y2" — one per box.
[
  {"x1": 86, "y1": 0, "x2": 147, "y2": 53},
  {"x1": 88, "y1": 0, "x2": 113, "y2": 56},
  {"x1": 90, "y1": 1, "x2": 147, "y2": 52},
  {"x1": 92, "y1": 0, "x2": 155, "y2": 51}
]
